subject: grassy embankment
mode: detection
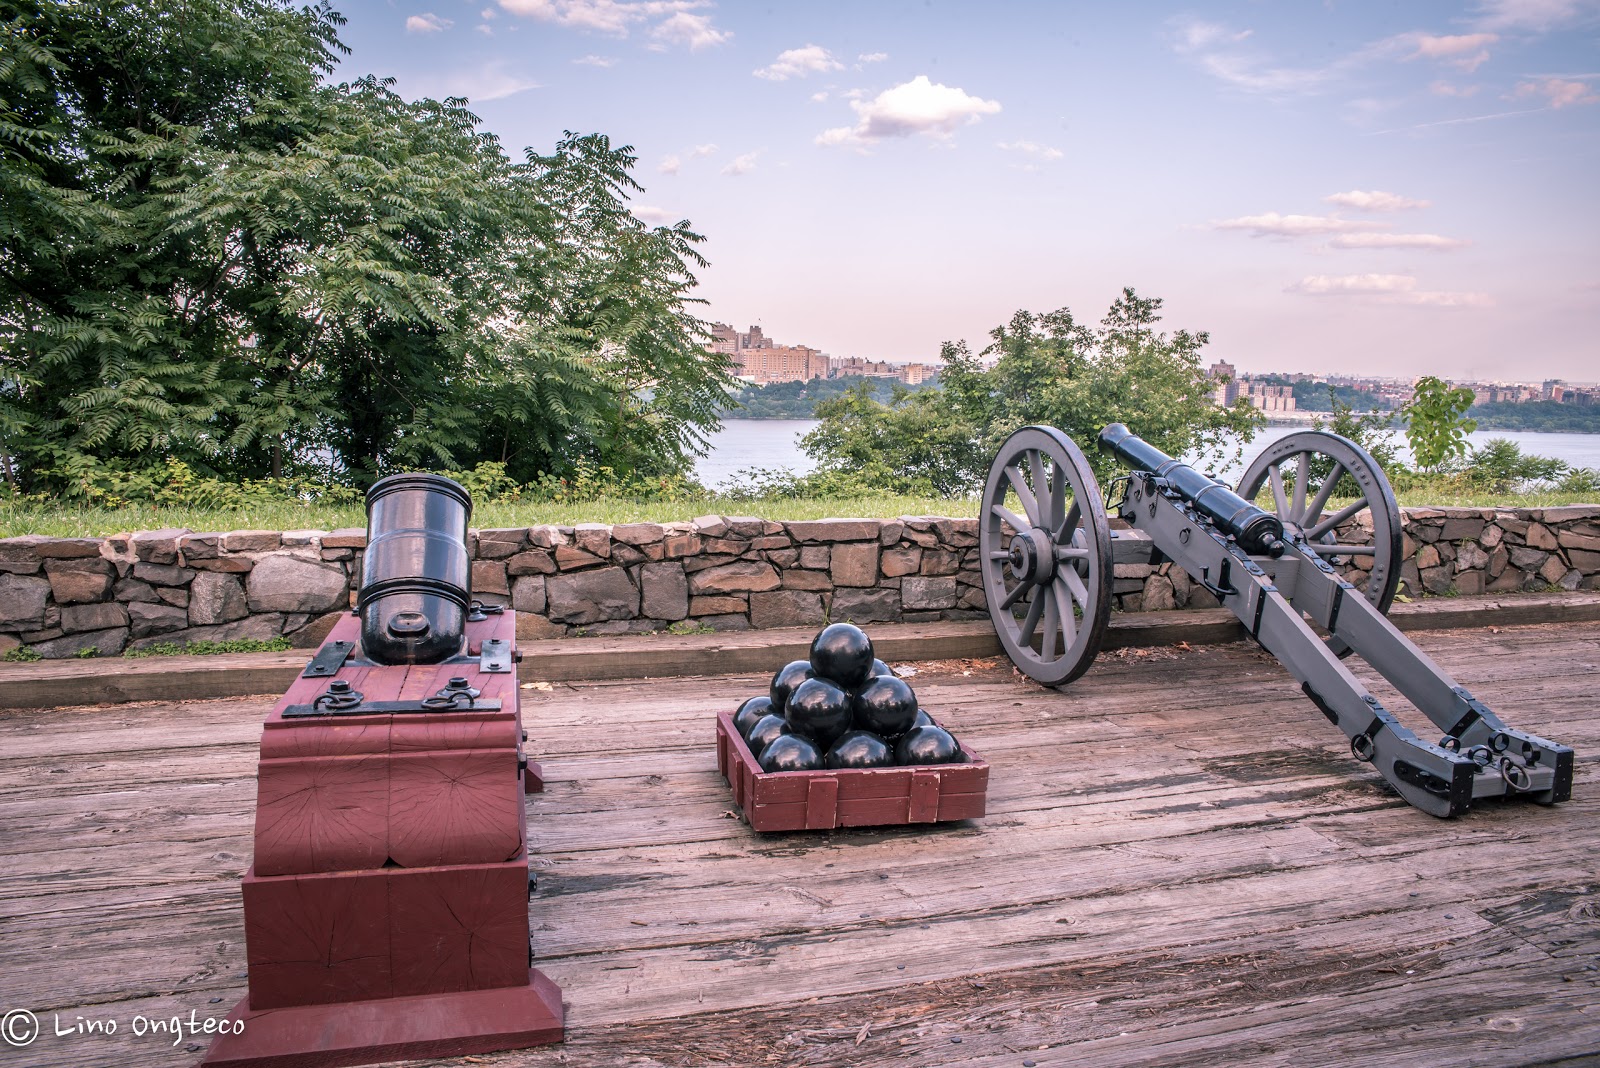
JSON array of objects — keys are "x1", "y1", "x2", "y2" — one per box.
[{"x1": 3, "y1": 487, "x2": 1596, "y2": 539}]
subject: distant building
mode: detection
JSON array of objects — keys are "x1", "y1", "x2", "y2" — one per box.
[
  {"x1": 706, "y1": 322, "x2": 830, "y2": 384},
  {"x1": 1208, "y1": 360, "x2": 1240, "y2": 407},
  {"x1": 1246, "y1": 382, "x2": 1296, "y2": 413}
]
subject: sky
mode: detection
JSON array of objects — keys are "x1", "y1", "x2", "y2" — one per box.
[{"x1": 333, "y1": 0, "x2": 1600, "y2": 382}]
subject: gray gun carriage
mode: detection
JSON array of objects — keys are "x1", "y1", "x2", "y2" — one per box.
[{"x1": 979, "y1": 423, "x2": 1574, "y2": 819}]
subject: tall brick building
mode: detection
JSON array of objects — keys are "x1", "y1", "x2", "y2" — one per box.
[{"x1": 708, "y1": 323, "x2": 830, "y2": 384}]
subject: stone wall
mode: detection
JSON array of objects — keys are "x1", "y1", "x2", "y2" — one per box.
[{"x1": 1, "y1": 505, "x2": 1597, "y2": 658}]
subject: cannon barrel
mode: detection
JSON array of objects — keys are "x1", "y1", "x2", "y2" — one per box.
[
  {"x1": 357, "y1": 473, "x2": 473, "y2": 664},
  {"x1": 1098, "y1": 423, "x2": 1285, "y2": 558}
]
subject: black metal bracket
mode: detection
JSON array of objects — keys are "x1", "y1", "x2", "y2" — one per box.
[
  {"x1": 283, "y1": 693, "x2": 505, "y2": 718},
  {"x1": 301, "y1": 640, "x2": 355, "y2": 678}
]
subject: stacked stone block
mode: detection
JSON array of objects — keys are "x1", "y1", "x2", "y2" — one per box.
[{"x1": 2, "y1": 506, "x2": 1597, "y2": 658}]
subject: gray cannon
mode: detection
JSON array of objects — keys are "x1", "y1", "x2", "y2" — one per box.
[{"x1": 978, "y1": 423, "x2": 1573, "y2": 818}]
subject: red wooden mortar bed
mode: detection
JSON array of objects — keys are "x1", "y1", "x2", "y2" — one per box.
[
  {"x1": 716, "y1": 711, "x2": 989, "y2": 832},
  {"x1": 202, "y1": 609, "x2": 563, "y2": 1068}
]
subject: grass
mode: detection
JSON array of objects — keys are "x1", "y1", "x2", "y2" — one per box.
[
  {"x1": 0, "y1": 493, "x2": 984, "y2": 538},
  {"x1": 2, "y1": 487, "x2": 1596, "y2": 540}
]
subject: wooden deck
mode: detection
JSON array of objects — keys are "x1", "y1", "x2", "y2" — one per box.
[{"x1": 2, "y1": 621, "x2": 1598, "y2": 1067}]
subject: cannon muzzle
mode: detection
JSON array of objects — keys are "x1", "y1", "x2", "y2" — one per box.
[
  {"x1": 357, "y1": 473, "x2": 473, "y2": 664},
  {"x1": 1098, "y1": 423, "x2": 1284, "y2": 557}
]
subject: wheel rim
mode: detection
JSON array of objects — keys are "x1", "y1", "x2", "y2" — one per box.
[
  {"x1": 980, "y1": 426, "x2": 1113, "y2": 686},
  {"x1": 1236, "y1": 431, "x2": 1403, "y2": 616}
]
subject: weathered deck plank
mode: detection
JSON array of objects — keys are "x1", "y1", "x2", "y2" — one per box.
[{"x1": 0, "y1": 621, "x2": 1596, "y2": 1067}]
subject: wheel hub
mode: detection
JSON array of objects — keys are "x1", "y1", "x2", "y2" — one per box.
[{"x1": 1006, "y1": 528, "x2": 1056, "y2": 586}]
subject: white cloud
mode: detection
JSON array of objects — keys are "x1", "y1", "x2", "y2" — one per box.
[
  {"x1": 1473, "y1": 0, "x2": 1599, "y2": 33},
  {"x1": 1430, "y1": 80, "x2": 1481, "y2": 97},
  {"x1": 408, "y1": 62, "x2": 539, "y2": 101},
  {"x1": 633, "y1": 205, "x2": 674, "y2": 224},
  {"x1": 658, "y1": 154, "x2": 680, "y2": 175},
  {"x1": 1324, "y1": 190, "x2": 1430, "y2": 211},
  {"x1": 1329, "y1": 232, "x2": 1470, "y2": 250},
  {"x1": 816, "y1": 75, "x2": 1001, "y2": 147},
  {"x1": 1511, "y1": 75, "x2": 1600, "y2": 107},
  {"x1": 652, "y1": 11, "x2": 730, "y2": 49},
  {"x1": 574, "y1": 54, "x2": 618, "y2": 66},
  {"x1": 1169, "y1": 17, "x2": 1342, "y2": 95},
  {"x1": 811, "y1": 90, "x2": 829, "y2": 103},
  {"x1": 997, "y1": 139, "x2": 1063, "y2": 161},
  {"x1": 1288, "y1": 274, "x2": 1493, "y2": 306},
  {"x1": 481, "y1": 6, "x2": 497, "y2": 17},
  {"x1": 497, "y1": 0, "x2": 728, "y2": 48},
  {"x1": 857, "y1": 51, "x2": 888, "y2": 65},
  {"x1": 476, "y1": 22, "x2": 493, "y2": 34},
  {"x1": 1406, "y1": 33, "x2": 1498, "y2": 72},
  {"x1": 1214, "y1": 212, "x2": 1373, "y2": 237},
  {"x1": 721, "y1": 150, "x2": 760, "y2": 176},
  {"x1": 406, "y1": 12, "x2": 452, "y2": 32},
  {"x1": 689, "y1": 142, "x2": 717, "y2": 157},
  {"x1": 754, "y1": 44, "x2": 842, "y2": 81}
]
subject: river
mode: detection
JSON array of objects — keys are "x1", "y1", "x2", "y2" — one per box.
[{"x1": 694, "y1": 419, "x2": 1600, "y2": 489}]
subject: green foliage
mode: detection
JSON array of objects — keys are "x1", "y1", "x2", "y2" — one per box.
[
  {"x1": 1466, "y1": 438, "x2": 1568, "y2": 492},
  {"x1": 1294, "y1": 393, "x2": 1406, "y2": 502},
  {"x1": 1469, "y1": 401, "x2": 1600, "y2": 433},
  {"x1": 722, "y1": 375, "x2": 935, "y2": 419},
  {"x1": 1403, "y1": 376, "x2": 1477, "y2": 474},
  {"x1": 800, "y1": 382, "x2": 987, "y2": 496},
  {"x1": 123, "y1": 636, "x2": 292, "y2": 657},
  {"x1": 801, "y1": 290, "x2": 1261, "y2": 494},
  {"x1": 1, "y1": 0, "x2": 729, "y2": 496},
  {"x1": 3, "y1": 645, "x2": 43, "y2": 662}
]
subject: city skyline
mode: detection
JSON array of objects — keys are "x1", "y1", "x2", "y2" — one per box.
[{"x1": 337, "y1": 1, "x2": 1598, "y2": 379}]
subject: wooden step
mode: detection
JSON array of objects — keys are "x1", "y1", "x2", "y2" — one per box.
[{"x1": 3, "y1": 591, "x2": 1598, "y2": 709}]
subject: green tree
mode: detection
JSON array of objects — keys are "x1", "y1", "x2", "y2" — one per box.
[
  {"x1": 1402, "y1": 376, "x2": 1476, "y2": 474},
  {"x1": 0, "y1": 0, "x2": 729, "y2": 496},
  {"x1": 802, "y1": 290, "x2": 1260, "y2": 493}
]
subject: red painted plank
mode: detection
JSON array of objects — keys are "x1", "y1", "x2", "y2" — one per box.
[{"x1": 804, "y1": 776, "x2": 840, "y2": 830}]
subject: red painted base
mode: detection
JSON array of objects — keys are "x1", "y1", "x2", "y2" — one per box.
[{"x1": 199, "y1": 969, "x2": 564, "y2": 1068}]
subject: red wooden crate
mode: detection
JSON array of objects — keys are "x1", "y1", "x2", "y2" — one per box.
[{"x1": 715, "y1": 711, "x2": 988, "y2": 832}]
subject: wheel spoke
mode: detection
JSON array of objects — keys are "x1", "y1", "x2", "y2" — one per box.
[
  {"x1": 999, "y1": 577, "x2": 1032, "y2": 610},
  {"x1": 1048, "y1": 455, "x2": 1066, "y2": 530},
  {"x1": 1291, "y1": 452, "x2": 1308, "y2": 522},
  {"x1": 1052, "y1": 576, "x2": 1078, "y2": 650},
  {"x1": 1306, "y1": 543, "x2": 1376, "y2": 557},
  {"x1": 1305, "y1": 497, "x2": 1367, "y2": 540},
  {"x1": 1004, "y1": 466, "x2": 1039, "y2": 527},
  {"x1": 1016, "y1": 587, "x2": 1046, "y2": 645},
  {"x1": 1055, "y1": 546, "x2": 1090, "y2": 561},
  {"x1": 1054, "y1": 500, "x2": 1081, "y2": 545},
  {"x1": 1041, "y1": 590, "x2": 1059, "y2": 658},
  {"x1": 1059, "y1": 563, "x2": 1089, "y2": 608},
  {"x1": 991, "y1": 503, "x2": 1030, "y2": 534},
  {"x1": 1302, "y1": 461, "x2": 1344, "y2": 530},
  {"x1": 1268, "y1": 464, "x2": 1290, "y2": 518}
]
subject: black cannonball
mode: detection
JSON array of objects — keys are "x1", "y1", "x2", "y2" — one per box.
[
  {"x1": 769, "y1": 659, "x2": 814, "y2": 712},
  {"x1": 784, "y1": 677, "x2": 854, "y2": 749},
  {"x1": 895, "y1": 724, "x2": 964, "y2": 765},
  {"x1": 759, "y1": 733, "x2": 824, "y2": 772},
  {"x1": 911, "y1": 708, "x2": 934, "y2": 731},
  {"x1": 809, "y1": 623, "x2": 875, "y2": 690},
  {"x1": 734, "y1": 695, "x2": 774, "y2": 739},
  {"x1": 825, "y1": 730, "x2": 895, "y2": 769},
  {"x1": 872, "y1": 658, "x2": 893, "y2": 678},
  {"x1": 852, "y1": 675, "x2": 919, "y2": 737},
  {"x1": 745, "y1": 713, "x2": 790, "y2": 758}
]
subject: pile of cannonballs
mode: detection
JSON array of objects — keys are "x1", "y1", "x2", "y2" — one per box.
[{"x1": 732, "y1": 622, "x2": 966, "y2": 772}]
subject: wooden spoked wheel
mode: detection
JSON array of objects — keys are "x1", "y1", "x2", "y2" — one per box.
[
  {"x1": 1236, "y1": 430, "x2": 1404, "y2": 625},
  {"x1": 979, "y1": 426, "x2": 1113, "y2": 687}
]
